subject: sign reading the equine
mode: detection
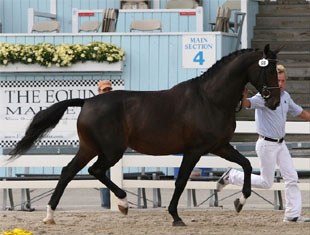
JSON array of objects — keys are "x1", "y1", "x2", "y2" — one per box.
[
  {"x1": 0, "y1": 80, "x2": 124, "y2": 147},
  {"x1": 182, "y1": 34, "x2": 216, "y2": 69}
]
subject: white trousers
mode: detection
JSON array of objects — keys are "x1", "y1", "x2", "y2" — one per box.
[{"x1": 228, "y1": 138, "x2": 301, "y2": 218}]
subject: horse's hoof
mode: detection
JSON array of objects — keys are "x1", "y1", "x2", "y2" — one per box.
[
  {"x1": 234, "y1": 198, "x2": 244, "y2": 213},
  {"x1": 118, "y1": 205, "x2": 128, "y2": 215},
  {"x1": 43, "y1": 219, "x2": 56, "y2": 225},
  {"x1": 172, "y1": 220, "x2": 186, "y2": 226}
]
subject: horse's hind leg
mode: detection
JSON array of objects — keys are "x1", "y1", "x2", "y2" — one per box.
[
  {"x1": 88, "y1": 155, "x2": 128, "y2": 214},
  {"x1": 43, "y1": 149, "x2": 95, "y2": 224}
]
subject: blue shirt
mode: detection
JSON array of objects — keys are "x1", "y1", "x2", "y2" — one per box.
[{"x1": 248, "y1": 91, "x2": 303, "y2": 139}]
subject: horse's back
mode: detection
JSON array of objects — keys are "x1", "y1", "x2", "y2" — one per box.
[{"x1": 77, "y1": 88, "x2": 201, "y2": 154}]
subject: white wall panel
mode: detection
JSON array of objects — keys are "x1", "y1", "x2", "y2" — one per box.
[{"x1": 0, "y1": 33, "x2": 236, "y2": 91}]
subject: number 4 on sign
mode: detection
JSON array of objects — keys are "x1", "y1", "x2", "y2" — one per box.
[{"x1": 193, "y1": 51, "x2": 205, "y2": 65}]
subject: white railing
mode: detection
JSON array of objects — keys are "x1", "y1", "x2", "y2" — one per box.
[
  {"x1": 1, "y1": 120, "x2": 309, "y2": 143},
  {"x1": 1, "y1": 153, "x2": 310, "y2": 211},
  {"x1": 235, "y1": 121, "x2": 310, "y2": 134},
  {"x1": 1, "y1": 120, "x2": 309, "y2": 210},
  {"x1": 0, "y1": 61, "x2": 124, "y2": 73}
]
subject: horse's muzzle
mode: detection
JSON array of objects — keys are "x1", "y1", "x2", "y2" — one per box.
[{"x1": 265, "y1": 99, "x2": 280, "y2": 110}]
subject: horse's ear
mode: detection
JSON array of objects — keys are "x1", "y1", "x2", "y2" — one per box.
[
  {"x1": 274, "y1": 45, "x2": 285, "y2": 54},
  {"x1": 263, "y1": 44, "x2": 270, "y2": 57}
]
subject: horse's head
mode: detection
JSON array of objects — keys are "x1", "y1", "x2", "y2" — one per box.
[{"x1": 248, "y1": 44, "x2": 281, "y2": 110}]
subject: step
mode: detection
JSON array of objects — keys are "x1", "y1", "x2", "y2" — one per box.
[
  {"x1": 253, "y1": 29, "x2": 310, "y2": 40},
  {"x1": 259, "y1": 0, "x2": 309, "y2": 4},
  {"x1": 285, "y1": 79, "x2": 310, "y2": 96},
  {"x1": 283, "y1": 64, "x2": 310, "y2": 79},
  {"x1": 278, "y1": 51, "x2": 310, "y2": 63},
  {"x1": 251, "y1": 40, "x2": 310, "y2": 52},
  {"x1": 284, "y1": 66, "x2": 310, "y2": 78},
  {"x1": 258, "y1": 4, "x2": 310, "y2": 16},
  {"x1": 255, "y1": 16, "x2": 310, "y2": 29}
]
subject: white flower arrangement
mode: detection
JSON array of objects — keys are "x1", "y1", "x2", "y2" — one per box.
[{"x1": 0, "y1": 41, "x2": 125, "y2": 67}]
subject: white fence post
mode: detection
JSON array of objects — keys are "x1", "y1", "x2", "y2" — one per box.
[
  {"x1": 72, "y1": 8, "x2": 79, "y2": 33},
  {"x1": 50, "y1": 0, "x2": 57, "y2": 15},
  {"x1": 27, "y1": 8, "x2": 34, "y2": 33},
  {"x1": 196, "y1": 7, "x2": 203, "y2": 32}
]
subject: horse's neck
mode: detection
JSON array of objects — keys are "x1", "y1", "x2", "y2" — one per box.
[
  {"x1": 201, "y1": 54, "x2": 257, "y2": 109},
  {"x1": 206, "y1": 80, "x2": 243, "y2": 110}
]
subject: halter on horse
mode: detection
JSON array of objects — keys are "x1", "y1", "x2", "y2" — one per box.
[{"x1": 9, "y1": 44, "x2": 281, "y2": 226}]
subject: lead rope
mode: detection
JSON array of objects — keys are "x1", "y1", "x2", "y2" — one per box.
[
  {"x1": 236, "y1": 63, "x2": 265, "y2": 113},
  {"x1": 235, "y1": 94, "x2": 243, "y2": 113}
]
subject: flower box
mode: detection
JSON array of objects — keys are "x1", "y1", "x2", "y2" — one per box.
[{"x1": 0, "y1": 61, "x2": 124, "y2": 73}]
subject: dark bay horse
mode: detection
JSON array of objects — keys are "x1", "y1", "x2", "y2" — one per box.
[{"x1": 9, "y1": 44, "x2": 281, "y2": 226}]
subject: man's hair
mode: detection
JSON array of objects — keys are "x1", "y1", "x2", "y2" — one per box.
[{"x1": 277, "y1": 64, "x2": 287, "y2": 79}]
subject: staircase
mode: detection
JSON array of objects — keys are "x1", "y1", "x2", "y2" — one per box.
[{"x1": 251, "y1": 0, "x2": 310, "y2": 79}]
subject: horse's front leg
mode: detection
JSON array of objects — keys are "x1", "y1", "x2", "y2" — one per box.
[
  {"x1": 168, "y1": 154, "x2": 200, "y2": 226},
  {"x1": 44, "y1": 153, "x2": 91, "y2": 224},
  {"x1": 214, "y1": 143, "x2": 252, "y2": 212}
]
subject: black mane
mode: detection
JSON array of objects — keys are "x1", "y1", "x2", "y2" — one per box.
[
  {"x1": 173, "y1": 48, "x2": 260, "y2": 91},
  {"x1": 201, "y1": 48, "x2": 258, "y2": 79}
]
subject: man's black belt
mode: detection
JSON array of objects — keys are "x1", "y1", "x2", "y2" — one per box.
[{"x1": 260, "y1": 135, "x2": 284, "y2": 143}]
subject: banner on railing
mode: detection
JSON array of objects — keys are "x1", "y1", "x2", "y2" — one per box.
[{"x1": 0, "y1": 79, "x2": 124, "y2": 147}]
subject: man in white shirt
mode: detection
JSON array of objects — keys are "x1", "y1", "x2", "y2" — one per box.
[{"x1": 217, "y1": 64, "x2": 310, "y2": 223}]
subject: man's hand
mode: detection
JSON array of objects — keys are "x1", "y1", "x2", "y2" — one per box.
[
  {"x1": 298, "y1": 110, "x2": 310, "y2": 121},
  {"x1": 242, "y1": 88, "x2": 251, "y2": 108}
]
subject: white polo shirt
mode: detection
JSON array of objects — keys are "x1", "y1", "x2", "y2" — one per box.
[{"x1": 248, "y1": 91, "x2": 303, "y2": 139}]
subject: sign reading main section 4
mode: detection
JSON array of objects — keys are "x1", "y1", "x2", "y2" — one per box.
[{"x1": 182, "y1": 35, "x2": 216, "y2": 69}]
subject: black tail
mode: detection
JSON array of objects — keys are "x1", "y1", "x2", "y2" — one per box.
[{"x1": 9, "y1": 99, "x2": 85, "y2": 158}]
